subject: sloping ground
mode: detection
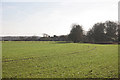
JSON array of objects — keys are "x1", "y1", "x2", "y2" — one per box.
[{"x1": 2, "y1": 41, "x2": 118, "y2": 78}]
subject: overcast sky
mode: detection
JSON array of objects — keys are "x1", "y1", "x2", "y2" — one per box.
[{"x1": 0, "y1": 0, "x2": 119, "y2": 36}]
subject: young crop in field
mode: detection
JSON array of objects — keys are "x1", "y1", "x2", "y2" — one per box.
[{"x1": 2, "y1": 41, "x2": 118, "y2": 78}]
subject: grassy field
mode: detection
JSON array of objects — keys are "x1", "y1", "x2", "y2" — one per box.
[{"x1": 2, "y1": 41, "x2": 118, "y2": 78}]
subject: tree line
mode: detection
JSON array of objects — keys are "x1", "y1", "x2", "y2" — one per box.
[
  {"x1": 69, "y1": 21, "x2": 119, "y2": 43},
  {"x1": 1, "y1": 20, "x2": 119, "y2": 44}
]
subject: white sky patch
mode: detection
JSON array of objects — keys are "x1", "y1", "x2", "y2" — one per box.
[
  {"x1": 1, "y1": 0, "x2": 119, "y2": 36},
  {"x1": 0, "y1": 2, "x2": 2, "y2": 35},
  {"x1": 1, "y1": 0, "x2": 119, "y2": 2}
]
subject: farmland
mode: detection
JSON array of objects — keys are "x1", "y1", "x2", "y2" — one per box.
[{"x1": 2, "y1": 41, "x2": 118, "y2": 78}]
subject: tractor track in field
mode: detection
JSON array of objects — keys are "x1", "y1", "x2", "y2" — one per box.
[
  {"x1": 67, "y1": 46, "x2": 97, "y2": 55},
  {"x1": 2, "y1": 46, "x2": 97, "y2": 63},
  {"x1": 88, "y1": 47, "x2": 96, "y2": 52},
  {"x1": 2, "y1": 57, "x2": 34, "y2": 62}
]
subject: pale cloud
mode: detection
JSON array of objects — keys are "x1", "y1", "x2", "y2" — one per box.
[{"x1": 1, "y1": 0, "x2": 118, "y2": 36}]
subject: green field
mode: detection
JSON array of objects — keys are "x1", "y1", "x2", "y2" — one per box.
[{"x1": 2, "y1": 41, "x2": 118, "y2": 78}]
